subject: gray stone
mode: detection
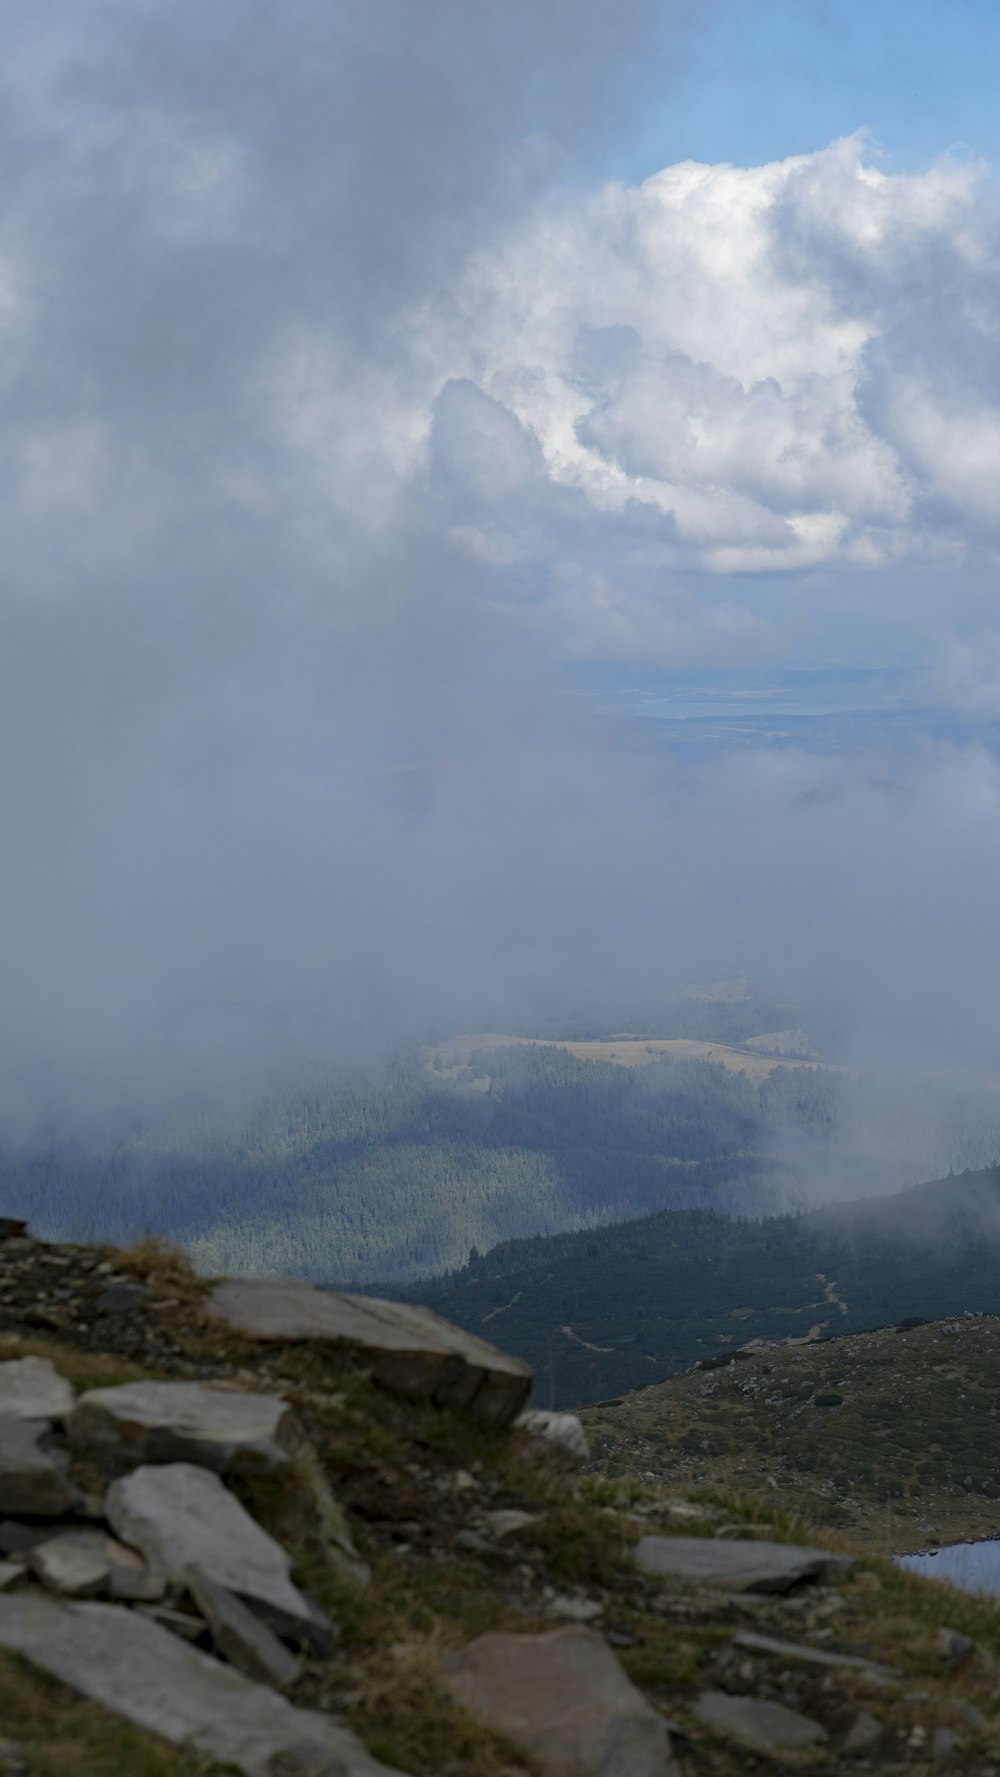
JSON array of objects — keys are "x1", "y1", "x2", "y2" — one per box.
[
  {"x1": 26, "y1": 1528, "x2": 162, "y2": 1601},
  {"x1": 0, "y1": 1594, "x2": 403, "y2": 1776},
  {"x1": 731, "y1": 1630, "x2": 899, "y2": 1682},
  {"x1": 0, "y1": 1421, "x2": 81, "y2": 1516},
  {"x1": 932, "y1": 1725, "x2": 960, "y2": 1758},
  {"x1": 635, "y1": 1535, "x2": 854, "y2": 1593},
  {"x1": 939, "y1": 1625, "x2": 975, "y2": 1663},
  {"x1": 105, "y1": 1463, "x2": 331, "y2": 1649},
  {"x1": 438, "y1": 1625, "x2": 679, "y2": 1776},
  {"x1": 693, "y1": 1691, "x2": 828, "y2": 1750},
  {"x1": 483, "y1": 1509, "x2": 539, "y2": 1540},
  {"x1": 186, "y1": 1564, "x2": 301, "y2": 1688},
  {"x1": 0, "y1": 1358, "x2": 73, "y2": 1422},
  {"x1": 843, "y1": 1711, "x2": 883, "y2": 1752},
  {"x1": 70, "y1": 1380, "x2": 298, "y2": 1474},
  {"x1": 0, "y1": 1563, "x2": 24, "y2": 1592},
  {"x1": 135, "y1": 1602, "x2": 207, "y2": 1641},
  {"x1": 206, "y1": 1277, "x2": 532, "y2": 1425},
  {"x1": 515, "y1": 1409, "x2": 590, "y2": 1461},
  {"x1": 544, "y1": 1593, "x2": 604, "y2": 1623},
  {"x1": 95, "y1": 1283, "x2": 148, "y2": 1315}
]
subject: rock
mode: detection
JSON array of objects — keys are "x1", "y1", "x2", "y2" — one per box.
[
  {"x1": 186, "y1": 1564, "x2": 301, "y2": 1687},
  {"x1": 515, "y1": 1409, "x2": 590, "y2": 1461},
  {"x1": 939, "y1": 1626, "x2": 975, "y2": 1664},
  {"x1": 843, "y1": 1710, "x2": 883, "y2": 1752},
  {"x1": 483, "y1": 1509, "x2": 539, "y2": 1540},
  {"x1": 0, "y1": 1220, "x2": 27, "y2": 1240},
  {"x1": 0, "y1": 1522, "x2": 45, "y2": 1556},
  {"x1": 105, "y1": 1463, "x2": 332, "y2": 1650},
  {"x1": 95, "y1": 1282, "x2": 148, "y2": 1315},
  {"x1": 454, "y1": 1529, "x2": 492, "y2": 1555},
  {"x1": 0, "y1": 1563, "x2": 24, "y2": 1592},
  {"x1": 26, "y1": 1527, "x2": 164, "y2": 1601},
  {"x1": 206, "y1": 1277, "x2": 532, "y2": 1425},
  {"x1": 693, "y1": 1691, "x2": 828, "y2": 1750},
  {"x1": 932, "y1": 1725, "x2": 960, "y2": 1757},
  {"x1": 544, "y1": 1593, "x2": 604, "y2": 1623},
  {"x1": 69, "y1": 1380, "x2": 298, "y2": 1474},
  {"x1": 438, "y1": 1625, "x2": 679, "y2": 1776},
  {"x1": 635, "y1": 1536, "x2": 854, "y2": 1593},
  {"x1": 731, "y1": 1630, "x2": 899, "y2": 1682},
  {"x1": 0, "y1": 1594, "x2": 403, "y2": 1776},
  {"x1": 0, "y1": 1421, "x2": 81, "y2": 1515},
  {"x1": 135, "y1": 1602, "x2": 207, "y2": 1641},
  {"x1": 0, "y1": 1357, "x2": 73, "y2": 1422}
]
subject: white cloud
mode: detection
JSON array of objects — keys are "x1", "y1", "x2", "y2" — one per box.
[{"x1": 400, "y1": 134, "x2": 1000, "y2": 653}]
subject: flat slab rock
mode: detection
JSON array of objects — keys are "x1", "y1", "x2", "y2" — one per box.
[
  {"x1": 438, "y1": 1625, "x2": 680, "y2": 1777},
  {"x1": 70, "y1": 1380, "x2": 299, "y2": 1474},
  {"x1": 693, "y1": 1690, "x2": 828, "y2": 1750},
  {"x1": 0, "y1": 1357, "x2": 74, "y2": 1422},
  {"x1": 0, "y1": 1593, "x2": 402, "y2": 1776},
  {"x1": 206, "y1": 1277, "x2": 531, "y2": 1424},
  {"x1": 0, "y1": 1420, "x2": 81, "y2": 1516},
  {"x1": 732, "y1": 1630, "x2": 899, "y2": 1682},
  {"x1": 105, "y1": 1462, "x2": 330, "y2": 1646},
  {"x1": 635, "y1": 1536, "x2": 855, "y2": 1593}
]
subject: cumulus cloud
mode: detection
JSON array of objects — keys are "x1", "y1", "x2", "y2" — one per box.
[{"x1": 420, "y1": 134, "x2": 1000, "y2": 650}]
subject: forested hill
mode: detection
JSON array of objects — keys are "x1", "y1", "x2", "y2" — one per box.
[
  {"x1": 0, "y1": 1046, "x2": 852, "y2": 1285},
  {"x1": 408, "y1": 1166, "x2": 1000, "y2": 1409}
]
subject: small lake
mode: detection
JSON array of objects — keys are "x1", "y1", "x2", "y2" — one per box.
[{"x1": 897, "y1": 1540, "x2": 1000, "y2": 1599}]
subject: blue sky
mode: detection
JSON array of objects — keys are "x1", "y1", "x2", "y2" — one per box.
[{"x1": 615, "y1": 0, "x2": 1000, "y2": 183}]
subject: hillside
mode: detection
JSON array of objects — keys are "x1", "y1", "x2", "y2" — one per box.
[
  {"x1": 412, "y1": 1168, "x2": 1000, "y2": 1407},
  {"x1": 1, "y1": 1221, "x2": 1000, "y2": 1773},
  {"x1": 584, "y1": 1313, "x2": 1000, "y2": 1557},
  {"x1": 7, "y1": 1040, "x2": 1000, "y2": 1294}
]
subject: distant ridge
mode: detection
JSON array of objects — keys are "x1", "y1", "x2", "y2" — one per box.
[{"x1": 408, "y1": 1167, "x2": 1000, "y2": 1409}]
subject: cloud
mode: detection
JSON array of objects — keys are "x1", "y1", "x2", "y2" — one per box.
[
  {"x1": 0, "y1": 3, "x2": 999, "y2": 1142},
  {"x1": 418, "y1": 134, "x2": 1000, "y2": 650}
]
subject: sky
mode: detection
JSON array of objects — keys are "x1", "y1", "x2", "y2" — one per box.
[
  {"x1": 612, "y1": 0, "x2": 1000, "y2": 185},
  {"x1": 2, "y1": 0, "x2": 1000, "y2": 1130}
]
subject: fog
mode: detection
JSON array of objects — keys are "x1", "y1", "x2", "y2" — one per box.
[{"x1": 2, "y1": 0, "x2": 1000, "y2": 1163}]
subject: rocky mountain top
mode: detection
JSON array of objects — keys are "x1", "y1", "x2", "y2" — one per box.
[{"x1": 0, "y1": 1223, "x2": 998, "y2": 1773}]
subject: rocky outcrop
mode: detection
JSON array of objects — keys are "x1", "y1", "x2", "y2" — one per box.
[
  {"x1": 205, "y1": 1278, "x2": 532, "y2": 1423},
  {"x1": 105, "y1": 1463, "x2": 332, "y2": 1649}
]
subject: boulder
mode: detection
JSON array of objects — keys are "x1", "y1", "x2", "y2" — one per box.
[
  {"x1": 0, "y1": 1594, "x2": 403, "y2": 1776},
  {"x1": 69, "y1": 1381, "x2": 298, "y2": 1474},
  {"x1": 0, "y1": 1357, "x2": 73, "y2": 1422},
  {"x1": 206, "y1": 1278, "x2": 531, "y2": 1424},
  {"x1": 438, "y1": 1624, "x2": 679, "y2": 1776},
  {"x1": 515, "y1": 1409, "x2": 590, "y2": 1461},
  {"x1": 105, "y1": 1462, "x2": 332, "y2": 1649},
  {"x1": 185, "y1": 1564, "x2": 301, "y2": 1688},
  {"x1": 634, "y1": 1536, "x2": 854, "y2": 1593},
  {"x1": 693, "y1": 1691, "x2": 828, "y2": 1750},
  {"x1": 0, "y1": 1421, "x2": 81, "y2": 1516}
]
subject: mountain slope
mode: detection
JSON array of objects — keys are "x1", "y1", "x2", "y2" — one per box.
[{"x1": 411, "y1": 1168, "x2": 1000, "y2": 1407}]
